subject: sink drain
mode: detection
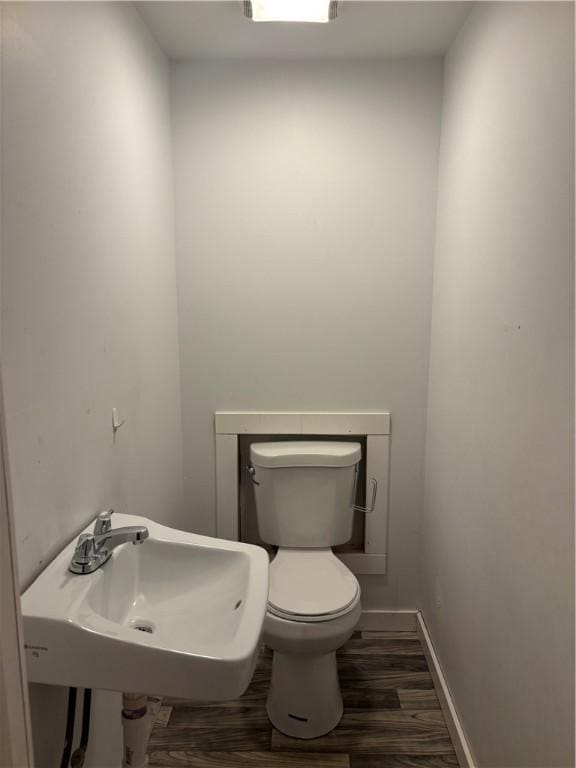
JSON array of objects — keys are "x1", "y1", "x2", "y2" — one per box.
[{"x1": 129, "y1": 619, "x2": 155, "y2": 634}]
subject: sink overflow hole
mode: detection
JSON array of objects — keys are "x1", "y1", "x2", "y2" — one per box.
[
  {"x1": 234, "y1": 600, "x2": 242, "y2": 610},
  {"x1": 132, "y1": 622, "x2": 154, "y2": 634}
]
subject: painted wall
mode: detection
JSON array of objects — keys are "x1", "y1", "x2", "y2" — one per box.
[
  {"x1": 172, "y1": 59, "x2": 443, "y2": 609},
  {"x1": 422, "y1": 3, "x2": 574, "y2": 766},
  {"x1": 2, "y1": 1, "x2": 184, "y2": 590},
  {"x1": 1, "y1": 2, "x2": 183, "y2": 765}
]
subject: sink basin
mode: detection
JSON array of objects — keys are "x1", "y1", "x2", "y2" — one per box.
[{"x1": 21, "y1": 514, "x2": 269, "y2": 701}]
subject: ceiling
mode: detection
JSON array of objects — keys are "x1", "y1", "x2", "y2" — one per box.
[{"x1": 137, "y1": 1, "x2": 473, "y2": 60}]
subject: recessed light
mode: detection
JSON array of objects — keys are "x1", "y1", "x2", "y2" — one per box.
[{"x1": 244, "y1": 0, "x2": 338, "y2": 24}]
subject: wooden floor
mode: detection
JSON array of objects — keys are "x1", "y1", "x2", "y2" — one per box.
[{"x1": 148, "y1": 631, "x2": 459, "y2": 768}]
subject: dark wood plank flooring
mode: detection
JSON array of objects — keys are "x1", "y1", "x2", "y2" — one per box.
[{"x1": 148, "y1": 631, "x2": 459, "y2": 768}]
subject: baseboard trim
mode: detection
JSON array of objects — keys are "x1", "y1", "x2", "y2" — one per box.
[
  {"x1": 417, "y1": 612, "x2": 476, "y2": 768},
  {"x1": 358, "y1": 610, "x2": 418, "y2": 631}
]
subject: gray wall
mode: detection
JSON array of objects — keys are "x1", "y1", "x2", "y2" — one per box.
[
  {"x1": 1, "y1": 3, "x2": 184, "y2": 765},
  {"x1": 422, "y1": 3, "x2": 574, "y2": 766},
  {"x1": 172, "y1": 59, "x2": 443, "y2": 610}
]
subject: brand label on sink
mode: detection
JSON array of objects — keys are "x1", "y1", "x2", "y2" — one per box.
[{"x1": 25, "y1": 643, "x2": 48, "y2": 659}]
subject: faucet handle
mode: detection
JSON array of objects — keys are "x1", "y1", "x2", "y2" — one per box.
[{"x1": 94, "y1": 509, "x2": 114, "y2": 535}]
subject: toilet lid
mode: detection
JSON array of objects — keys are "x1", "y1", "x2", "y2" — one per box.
[{"x1": 268, "y1": 548, "x2": 360, "y2": 622}]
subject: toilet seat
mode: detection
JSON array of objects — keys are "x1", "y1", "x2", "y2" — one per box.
[{"x1": 268, "y1": 548, "x2": 360, "y2": 623}]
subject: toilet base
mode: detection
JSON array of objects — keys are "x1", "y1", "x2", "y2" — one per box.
[{"x1": 267, "y1": 651, "x2": 343, "y2": 739}]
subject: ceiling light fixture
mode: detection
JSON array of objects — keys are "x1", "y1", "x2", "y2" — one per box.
[{"x1": 244, "y1": 0, "x2": 338, "y2": 23}]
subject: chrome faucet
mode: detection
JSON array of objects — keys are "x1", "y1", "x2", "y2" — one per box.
[{"x1": 69, "y1": 510, "x2": 149, "y2": 574}]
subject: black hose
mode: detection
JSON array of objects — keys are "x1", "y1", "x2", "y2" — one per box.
[
  {"x1": 60, "y1": 687, "x2": 77, "y2": 768},
  {"x1": 70, "y1": 688, "x2": 92, "y2": 768}
]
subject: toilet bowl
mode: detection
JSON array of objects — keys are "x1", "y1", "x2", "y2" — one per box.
[
  {"x1": 264, "y1": 548, "x2": 361, "y2": 738},
  {"x1": 249, "y1": 441, "x2": 366, "y2": 739}
]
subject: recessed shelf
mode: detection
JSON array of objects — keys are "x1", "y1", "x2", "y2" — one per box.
[{"x1": 214, "y1": 412, "x2": 391, "y2": 575}]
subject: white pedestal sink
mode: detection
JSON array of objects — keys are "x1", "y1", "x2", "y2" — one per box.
[{"x1": 21, "y1": 514, "x2": 269, "y2": 701}]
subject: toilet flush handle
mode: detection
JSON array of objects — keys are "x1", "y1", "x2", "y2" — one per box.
[
  {"x1": 353, "y1": 477, "x2": 378, "y2": 514},
  {"x1": 246, "y1": 464, "x2": 260, "y2": 486}
]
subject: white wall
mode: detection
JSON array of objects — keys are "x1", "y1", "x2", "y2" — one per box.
[
  {"x1": 172, "y1": 59, "x2": 443, "y2": 609},
  {"x1": 422, "y1": 3, "x2": 574, "y2": 766},
  {"x1": 1, "y1": 2, "x2": 184, "y2": 765},
  {"x1": 2, "y1": 1, "x2": 184, "y2": 589}
]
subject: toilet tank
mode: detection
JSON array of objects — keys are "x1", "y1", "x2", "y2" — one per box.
[{"x1": 249, "y1": 441, "x2": 361, "y2": 547}]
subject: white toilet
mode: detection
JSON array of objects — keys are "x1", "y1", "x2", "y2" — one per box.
[{"x1": 249, "y1": 440, "x2": 363, "y2": 739}]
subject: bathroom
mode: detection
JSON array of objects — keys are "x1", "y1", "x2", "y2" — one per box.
[{"x1": 0, "y1": 1, "x2": 573, "y2": 767}]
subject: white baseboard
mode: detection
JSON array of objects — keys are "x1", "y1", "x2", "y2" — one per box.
[
  {"x1": 417, "y1": 612, "x2": 476, "y2": 768},
  {"x1": 358, "y1": 610, "x2": 418, "y2": 631}
]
